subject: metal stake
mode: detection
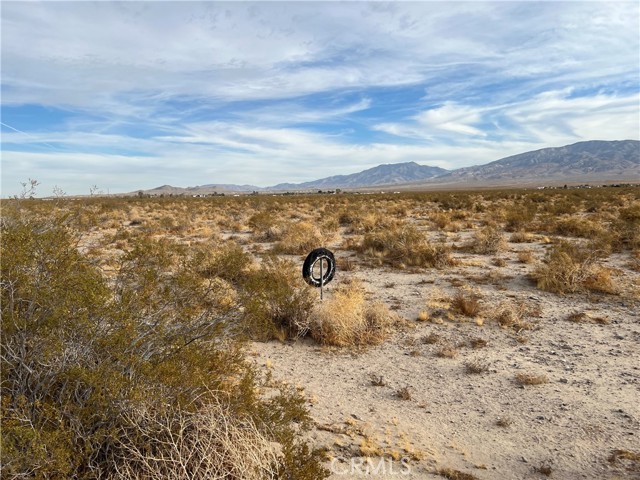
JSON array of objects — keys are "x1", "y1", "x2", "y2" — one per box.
[{"x1": 320, "y1": 258, "x2": 324, "y2": 301}]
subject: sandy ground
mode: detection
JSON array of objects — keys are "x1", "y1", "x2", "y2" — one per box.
[{"x1": 251, "y1": 237, "x2": 640, "y2": 479}]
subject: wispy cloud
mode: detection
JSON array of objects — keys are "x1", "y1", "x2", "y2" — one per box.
[
  {"x1": 375, "y1": 90, "x2": 640, "y2": 146},
  {"x1": 1, "y1": 1, "x2": 638, "y2": 195}
]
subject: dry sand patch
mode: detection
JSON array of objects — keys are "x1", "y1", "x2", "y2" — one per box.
[{"x1": 252, "y1": 246, "x2": 639, "y2": 479}]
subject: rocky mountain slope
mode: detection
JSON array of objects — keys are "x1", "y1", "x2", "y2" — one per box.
[
  {"x1": 440, "y1": 140, "x2": 639, "y2": 183},
  {"x1": 271, "y1": 162, "x2": 448, "y2": 190}
]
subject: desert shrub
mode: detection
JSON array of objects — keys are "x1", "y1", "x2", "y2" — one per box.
[
  {"x1": 436, "y1": 344, "x2": 458, "y2": 358},
  {"x1": 157, "y1": 213, "x2": 192, "y2": 233},
  {"x1": 514, "y1": 372, "x2": 548, "y2": 386},
  {"x1": 450, "y1": 290, "x2": 482, "y2": 317},
  {"x1": 492, "y1": 257, "x2": 507, "y2": 267},
  {"x1": 337, "y1": 255, "x2": 358, "y2": 272},
  {"x1": 430, "y1": 212, "x2": 452, "y2": 230},
  {"x1": 517, "y1": 249, "x2": 535, "y2": 264},
  {"x1": 613, "y1": 202, "x2": 640, "y2": 251},
  {"x1": 464, "y1": 359, "x2": 490, "y2": 374},
  {"x1": 337, "y1": 208, "x2": 359, "y2": 226},
  {"x1": 532, "y1": 240, "x2": 617, "y2": 294},
  {"x1": 509, "y1": 230, "x2": 535, "y2": 243},
  {"x1": 545, "y1": 197, "x2": 579, "y2": 216},
  {"x1": 113, "y1": 400, "x2": 282, "y2": 479},
  {"x1": 341, "y1": 209, "x2": 391, "y2": 234},
  {"x1": 469, "y1": 224, "x2": 506, "y2": 254},
  {"x1": 311, "y1": 280, "x2": 393, "y2": 347},
  {"x1": 1, "y1": 211, "x2": 327, "y2": 479},
  {"x1": 608, "y1": 448, "x2": 640, "y2": 471},
  {"x1": 241, "y1": 256, "x2": 316, "y2": 341},
  {"x1": 553, "y1": 216, "x2": 604, "y2": 238},
  {"x1": 272, "y1": 220, "x2": 330, "y2": 255},
  {"x1": 492, "y1": 300, "x2": 537, "y2": 331},
  {"x1": 191, "y1": 240, "x2": 255, "y2": 284},
  {"x1": 359, "y1": 223, "x2": 454, "y2": 268},
  {"x1": 437, "y1": 468, "x2": 479, "y2": 480},
  {"x1": 504, "y1": 204, "x2": 536, "y2": 232},
  {"x1": 321, "y1": 212, "x2": 340, "y2": 234},
  {"x1": 248, "y1": 210, "x2": 284, "y2": 242}
]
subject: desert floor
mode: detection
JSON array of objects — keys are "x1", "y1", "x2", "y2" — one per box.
[
  {"x1": 252, "y1": 232, "x2": 639, "y2": 479},
  {"x1": 14, "y1": 187, "x2": 638, "y2": 479}
]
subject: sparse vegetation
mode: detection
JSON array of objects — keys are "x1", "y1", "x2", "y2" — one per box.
[
  {"x1": 3, "y1": 185, "x2": 638, "y2": 478},
  {"x1": 437, "y1": 467, "x2": 480, "y2": 480},
  {"x1": 517, "y1": 249, "x2": 535, "y2": 264},
  {"x1": 422, "y1": 332, "x2": 442, "y2": 344},
  {"x1": 510, "y1": 230, "x2": 535, "y2": 243},
  {"x1": 464, "y1": 359, "x2": 490, "y2": 374},
  {"x1": 492, "y1": 256, "x2": 507, "y2": 267},
  {"x1": 534, "y1": 463, "x2": 554, "y2": 476},
  {"x1": 358, "y1": 222, "x2": 454, "y2": 268},
  {"x1": 395, "y1": 386, "x2": 413, "y2": 401},
  {"x1": 272, "y1": 220, "x2": 331, "y2": 255},
  {"x1": 496, "y1": 417, "x2": 514, "y2": 428},
  {"x1": 370, "y1": 375, "x2": 387, "y2": 387},
  {"x1": 566, "y1": 311, "x2": 610, "y2": 324},
  {"x1": 515, "y1": 372, "x2": 549, "y2": 386},
  {"x1": 436, "y1": 344, "x2": 459, "y2": 358},
  {"x1": 608, "y1": 448, "x2": 640, "y2": 466},
  {"x1": 469, "y1": 337, "x2": 488, "y2": 349}
]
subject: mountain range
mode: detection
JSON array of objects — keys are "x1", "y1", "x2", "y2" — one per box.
[
  {"x1": 441, "y1": 140, "x2": 639, "y2": 183},
  {"x1": 142, "y1": 140, "x2": 639, "y2": 194},
  {"x1": 270, "y1": 162, "x2": 448, "y2": 190}
]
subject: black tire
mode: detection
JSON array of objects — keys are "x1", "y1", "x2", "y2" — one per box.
[{"x1": 302, "y1": 248, "x2": 336, "y2": 287}]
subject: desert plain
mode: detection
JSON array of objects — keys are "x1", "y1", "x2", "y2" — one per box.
[{"x1": 2, "y1": 186, "x2": 639, "y2": 479}]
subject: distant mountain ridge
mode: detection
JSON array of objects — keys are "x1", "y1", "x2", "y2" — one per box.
[
  {"x1": 442, "y1": 140, "x2": 639, "y2": 182},
  {"x1": 140, "y1": 140, "x2": 639, "y2": 195},
  {"x1": 271, "y1": 162, "x2": 448, "y2": 190}
]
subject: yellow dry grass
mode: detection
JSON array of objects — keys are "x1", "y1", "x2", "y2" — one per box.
[{"x1": 311, "y1": 280, "x2": 394, "y2": 347}]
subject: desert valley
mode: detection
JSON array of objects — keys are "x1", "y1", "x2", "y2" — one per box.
[{"x1": 3, "y1": 179, "x2": 639, "y2": 479}]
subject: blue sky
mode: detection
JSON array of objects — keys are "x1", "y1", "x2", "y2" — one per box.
[{"x1": 1, "y1": 1, "x2": 639, "y2": 196}]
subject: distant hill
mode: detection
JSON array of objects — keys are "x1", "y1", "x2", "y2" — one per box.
[
  {"x1": 197, "y1": 184, "x2": 262, "y2": 192},
  {"x1": 271, "y1": 162, "x2": 448, "y2": 190},
  {"x1": 440, "y1": 140, "x2": 639, "y2": 183},
  {"x1": 138, "y1": 140, "x2": 639, "y2": 195},
  {"x1": 141, "y1": 184, "x2": 261, "y2": 195}
]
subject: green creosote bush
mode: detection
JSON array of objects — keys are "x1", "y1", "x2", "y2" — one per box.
[
  {"x1": 191, "y1": 239, "x2": 255, "y2": 285},
  {"x1": 241, "y1": 255, "x2": 316, "y2": 341},
  {"x1": 0, "y1": 207, "x2": 327, "y2": 479}
]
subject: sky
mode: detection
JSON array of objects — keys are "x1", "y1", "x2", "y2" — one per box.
[{"x1": 1, "y1": 1, "x2": 639, "y2": 196}]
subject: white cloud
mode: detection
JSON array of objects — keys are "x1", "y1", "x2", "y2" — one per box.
[
  {"x1": 375, "y1": 90, "x2": 639, "y2": 146},
  {"x1": 3, "y1": 2, "x2": 638, "y2": 108},
  {"x1": 1, "y1": 1, "x2": 638, "y2": 196},
  {"x1": 414, "y1": 103, "x2": 486, "y2": 137}
]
